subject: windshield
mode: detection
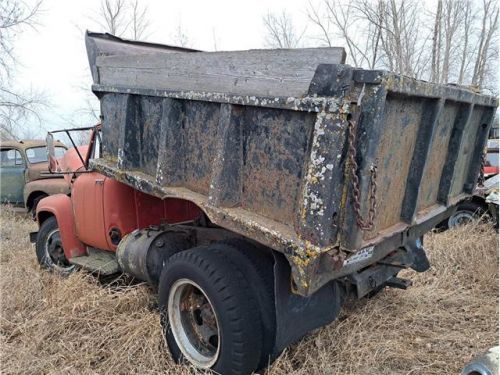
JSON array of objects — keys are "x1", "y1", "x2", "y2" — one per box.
[
  {"x1": 26, "y1": 146, "x2": 66, "y2": 164},
  {"x1": 486, "y1": 151, "x2": 499, "y2": 168}
]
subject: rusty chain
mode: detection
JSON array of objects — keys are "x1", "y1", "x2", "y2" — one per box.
[
  {"x1": 347, "y1": 120, "x2": 378, "y2": 231},
  {"x1": 478, "y1": 151, "x2": 486, "y2": 187}
]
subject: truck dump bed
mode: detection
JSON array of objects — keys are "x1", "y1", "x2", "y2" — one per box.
[{"x1": 86, "y1": 32, "x2": 498, "y2": 296}]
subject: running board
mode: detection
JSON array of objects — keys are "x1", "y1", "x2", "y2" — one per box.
[{"x1": 69, "y1": 248, "x2": 120, "y2": 275}]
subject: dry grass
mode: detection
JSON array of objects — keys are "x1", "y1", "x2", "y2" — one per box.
[{"x1": 0, "y1": 206, "x2": 498, "y2": 374}]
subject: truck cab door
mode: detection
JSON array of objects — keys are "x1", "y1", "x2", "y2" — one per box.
[
  {"x1": 0, "y1": 148, "x2": 26, "y2": 205},
  {"x1": 72, "y1": 172, "x2": 109, "y2": 250}
]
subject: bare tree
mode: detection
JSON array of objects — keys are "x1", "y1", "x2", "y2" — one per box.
[
  {"x1": 171, "y1": 20, "x2": 191, "y2": 48},
  {"x1": 0, "y1": 0, "x2": 42, "y2": 79},
  {"x1": 430, "y1": 0, "x2": 443, "y2": 82},
  {"x1": 357, "y1": 0, "x2": 430, "y2": 78},
  {"x1": 263, "y1": 10, "x2": 305, "y2": 48},
  {"x1": 321, "y1": 0, "x2": 370, "y2": 67},
  {"x1": 471, "y1": 0, "x2": 499, "y2": 88},
  {"x1": 129, "y1": 0, "x2": 150, "y2": 40},
  {"x1": 305, "y1": 0, "x2": 498, "y2": 91},
  {"x1": 457, "y1": 0, "x2": 474, "y2": 84},
  {"x1": 306, "y1": 0, "x2": 428, "y2": 75},
  {"x1": 0, "y1": 87, "x2": 46, "y2": 141},
  {"x1": 212, "y1": 27, "x2": 219, "y2": 51},
  {"x1": 306, "y1": 0, "x2": 332, "y2": 46},
  {"x1": 0, "y1": 0, "x2": 45, "y2": 140},
  {"x1": 98, "y1": 0, "x2": 127, "y2": 36},
  {"x1": 440, "y1": 0, "x2": 463, "y2": 83}
]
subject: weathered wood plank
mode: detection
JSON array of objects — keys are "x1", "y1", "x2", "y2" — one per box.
[{"x1": 95, "y1": 47, "x2": 346, "y2": 97}]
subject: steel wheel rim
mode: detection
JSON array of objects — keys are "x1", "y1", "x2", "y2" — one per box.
[
  {"x1": 45, "y1": 228, "x2": 74, "y2": 272},
  {"x1": 168, "y1": 278, "x2": 220, "y2": 368},
  {"x1": 448, "y1": 210, "x2": 475, "y2": 228}
]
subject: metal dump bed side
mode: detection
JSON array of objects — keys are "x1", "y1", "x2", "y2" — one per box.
[{"x1": 86, "y1": 32, "x2": 498, "y2": 296}]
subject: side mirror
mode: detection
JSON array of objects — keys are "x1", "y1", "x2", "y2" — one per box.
[{"x1": 46, "y1": 133, "x2": 58, "y2": 173}]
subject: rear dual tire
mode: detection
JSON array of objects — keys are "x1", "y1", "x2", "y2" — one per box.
[{"x1": 159, "y1": 242, "x2": 275, "y2": 375}]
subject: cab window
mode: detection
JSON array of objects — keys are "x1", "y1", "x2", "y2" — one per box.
[
  {"x1": 0, "y1": 149, "x2": 24, "y2": 167},
  {"x1": 25, "y1": 146, "x2": 66, "y2": 164}
]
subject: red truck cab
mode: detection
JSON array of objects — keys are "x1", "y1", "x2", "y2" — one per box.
[{"x1": 34, "y1": 125, "x2": 202, "y2": 268}]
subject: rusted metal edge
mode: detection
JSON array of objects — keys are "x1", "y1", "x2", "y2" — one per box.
[
  {"x1": 91, "y1": 158, "x2": 310, "y2": 254},
  {"x1": 311, "y1": 204, "x2": 457, "y2": 293},
  {"x1": 91, "y1": 84, "x2": 343, "y2": 113},
  {"x1": 380, "y1": 74, "x2": 498, "y2": 106}
]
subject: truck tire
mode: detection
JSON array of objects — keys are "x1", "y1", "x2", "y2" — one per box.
[
  {"x1": 35, "y1": 216, "x2": 75, "y2": 273},
  {"x1": 159, "y1": 246, "x2": 263, "y2": 375},
  {"x1": 219, "y1": 239, "x2": 276, "y2": 369},
  {"x1": 447, "y1": 201, "x2": 488, "y2": 228}
]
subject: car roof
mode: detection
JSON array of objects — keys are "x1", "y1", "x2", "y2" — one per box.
[{"x1": 0, "y1": 139, "x2": 67, "y2": 150}]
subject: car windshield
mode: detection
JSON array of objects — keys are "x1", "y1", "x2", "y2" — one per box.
[
  {"x1": 486, "y1": 151, "x2": 499, "y2": 168},
  {"x1": 26, "y1": 146, "x2": 66, "y2": 164}
]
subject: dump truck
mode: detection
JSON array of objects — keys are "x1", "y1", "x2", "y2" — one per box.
[{"x1": 31, "y1": 32, "x2": 498, "y2": 374}]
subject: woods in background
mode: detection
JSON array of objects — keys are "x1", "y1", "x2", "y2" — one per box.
[
  {"x1": 1, "y1": 0, "x2": 498, "y2": 140},
  {"x1": 265, "y1": 0, "x2": 498, "y2": 93}
]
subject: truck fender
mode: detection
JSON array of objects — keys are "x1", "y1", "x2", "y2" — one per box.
[
  {"x1": 24, "y1": 178, "x2": 71, "y2": 210},
  {"x1": 36, "y1": 194, "x2": 86, "y2": 259}
]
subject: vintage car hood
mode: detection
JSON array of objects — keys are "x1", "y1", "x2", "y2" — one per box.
[{"x1": 26, "y1": 162, "x2": 64, "y2": 182}]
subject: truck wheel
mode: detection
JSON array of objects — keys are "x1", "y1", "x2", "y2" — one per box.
[
  {"x1": 219, "y1": 239, "x2": 276, "y2": 369},
  {"x1": 35, "y1": 216, "x2": 75, "y2": 273},
  {"x1": 159, "y1": 246, "x2": 262, "y2": 375},
  {"x1": 447, "y1": 201, "x2": 488, "y2": 228}
]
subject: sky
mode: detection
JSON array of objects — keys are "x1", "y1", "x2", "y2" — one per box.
[{"x1": 13, "y1": 0, "x2": 314, "y2": 138}]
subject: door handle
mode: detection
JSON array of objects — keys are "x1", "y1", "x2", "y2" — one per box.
[{"x1": 95, "y1": 179, "x2": 104, "y2": 185}]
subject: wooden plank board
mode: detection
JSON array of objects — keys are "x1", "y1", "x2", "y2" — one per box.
[{"x1": 95, "y1": 47, "x2": 346, "y2": 98}]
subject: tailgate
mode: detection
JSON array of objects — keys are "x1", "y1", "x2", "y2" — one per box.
[{"x1": 344, "y1": 73, "x2": 498, "y2": 250}]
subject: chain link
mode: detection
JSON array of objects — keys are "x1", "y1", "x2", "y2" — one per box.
[
  {"x1": 478, "y1": 151, "x2": 486, "y2": 187},
  {"x1": 347, "y1": 120, "x2": 378, "y2": 231}
]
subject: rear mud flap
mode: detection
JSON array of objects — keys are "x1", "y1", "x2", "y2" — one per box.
[
  {"x1": 272, "y1": 252, "x2": 344, "y2": 355},
  {"x1": 408, "y1": 237, "x2": 430, "y2": 273},
  {"x1": 271, "y1": 237, "x2": 430, "y2": 354}
]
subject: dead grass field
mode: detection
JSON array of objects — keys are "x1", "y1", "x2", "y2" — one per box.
[{"x1": 0, "y1": 206, "x2": 498, "y2": 374}]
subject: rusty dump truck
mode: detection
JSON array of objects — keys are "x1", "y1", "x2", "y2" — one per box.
[{"x1": 31, "y1": 32, "x2": 498, "y2": 374}]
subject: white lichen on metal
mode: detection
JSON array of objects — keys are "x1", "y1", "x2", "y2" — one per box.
[
  {"x1": 299, "y1": 110, "x2": 336, "y2": 244},
  {"x1": 93, "y1": 84, "x2": 344, "y2": 113},
  {"x1": 117, "y1": 148, "x2": 125, "y2": 169}
]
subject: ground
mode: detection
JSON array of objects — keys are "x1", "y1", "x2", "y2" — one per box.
[{"x1": 0, "y1": 207, "x2": 498, "y2": 374}]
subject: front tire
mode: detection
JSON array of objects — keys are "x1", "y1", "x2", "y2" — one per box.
[
  {"x1": 35, "y1": 216, "x2": 75, "y2": 273},
  {"x1": 159, "y1": 246, "x2": 263, "y2": 375}
]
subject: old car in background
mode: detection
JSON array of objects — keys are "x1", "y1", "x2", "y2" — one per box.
[
  {"x1": 441, "y1": 138, "x2": 499, "y2": 228},
  {"x1": 485, "y1": 138, "x2": 499, "y2": 177},
  {"x1": 0, "y1": 139, "x2": 69, "y2": 214}
]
